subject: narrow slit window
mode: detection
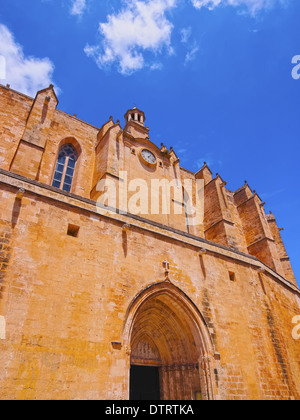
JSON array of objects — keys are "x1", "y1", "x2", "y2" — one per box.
[
  {"x1": 229, "y1": 271, "x2": 236, "y2": 282},
  {"x1": 52, "y1": 144, "x2": 78, "y2": 192},
  {"x1": 67, "y1": 224, "x2": 80, "y2": 238}
]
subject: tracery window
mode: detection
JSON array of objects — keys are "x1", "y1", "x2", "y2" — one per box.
[{"x1": 52, "y1": 144, "x2": 78, "y2": 192}]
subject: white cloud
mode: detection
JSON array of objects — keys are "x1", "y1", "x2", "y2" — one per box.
[
  {"x1": 70, "y1": 0, "x2": 87, "y2": 16},
  {"x1": 85, "y1": 0, "x2": 177, "y2": 74},
  {"x1": 150, "y1": 62, "x2": 164, "y2": 70},
  {"x1": 185, "y1": 44, "x2": 199, "y2": 64},
  {"x1": 180, "y1": 27, "x2": 200, "y2": 63},
  {"x1": 0, "y1": 24, "x2": 57, "y2": 97},
  {"x1": 191, "y1": 0, "x2": 286, "y2": 15},
  {"x1": 180, "y1": 27, "x2": 192, "y2": 44},
  {"x1": 85, "y1": 0, "x2": 287, "y2": 75}
]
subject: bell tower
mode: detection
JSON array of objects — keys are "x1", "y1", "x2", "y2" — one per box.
[
  {"x1": 124, "y1": 107, "x2": 145, "y2": 126},
  {"x1": 124, "y1": 107, "x2": 149, "y2": 139}
]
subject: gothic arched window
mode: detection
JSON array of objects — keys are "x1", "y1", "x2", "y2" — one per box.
[{"x1": 52, "y1": 144, "x2": 78, "y2": 192}]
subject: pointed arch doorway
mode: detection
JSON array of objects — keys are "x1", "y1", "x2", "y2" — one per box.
[{"x1": 123, "y1": 282, "x2": 216, "y2": 401}]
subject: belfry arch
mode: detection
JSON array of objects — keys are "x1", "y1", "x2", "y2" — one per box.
[{"x1": 122, "y1": 282, "x2": 216, "y2": 400}]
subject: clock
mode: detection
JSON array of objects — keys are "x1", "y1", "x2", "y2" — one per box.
[{"x1": 141, "y1": 149, "x2": 156, "y2": 165}]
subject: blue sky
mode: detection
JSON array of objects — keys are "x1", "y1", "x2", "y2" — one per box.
[{"x1": 0, "y1": 0, "x2": 299, "y2": 284}]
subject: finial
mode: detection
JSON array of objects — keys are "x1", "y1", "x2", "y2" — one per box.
[
  {"x1": 122, "y1": 223, "x2": 131, "y2": 232},
  {"x1": 16, "y1": 188, "x2": 25, "y2": 200}
]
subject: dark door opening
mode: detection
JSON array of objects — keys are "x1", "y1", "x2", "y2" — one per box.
[{"x1": 130, "y1": 365, "x2": 160, "y2": 400}]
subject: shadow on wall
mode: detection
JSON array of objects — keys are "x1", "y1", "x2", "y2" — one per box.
[{"x1": 11, "y1": 196, "x2": 22, "y2": 228}]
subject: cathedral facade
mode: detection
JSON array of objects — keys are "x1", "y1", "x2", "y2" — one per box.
[{"x1": 0, "y1": 83, "x2": 299, "y2": 400}]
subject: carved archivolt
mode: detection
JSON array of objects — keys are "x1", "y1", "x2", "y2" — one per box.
[
  {"x1": 131, "y1": 335, "x2": 161, "y2": 365},
  {"x1": 122, "y1": 281, "x2": 217, "y2": 400}
]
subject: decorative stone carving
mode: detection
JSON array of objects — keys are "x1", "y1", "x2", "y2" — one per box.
[{"x1": 131, "y1": 338, "x2": 161, "y2": 364}]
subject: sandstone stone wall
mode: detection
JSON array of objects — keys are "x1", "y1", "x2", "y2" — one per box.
[{"x1": 0, "y1": 84, "x2": 299, "y2": 400}]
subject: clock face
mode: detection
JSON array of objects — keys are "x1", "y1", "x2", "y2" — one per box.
[{"x1": 141, "y1": 149, "x2": 156, "y2": 164}]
